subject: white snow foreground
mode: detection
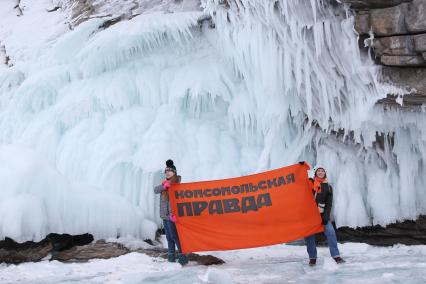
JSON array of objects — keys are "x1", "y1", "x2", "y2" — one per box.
[
  {"x1": 1, "y1": 243, "x2": 426, "y2": 283},
  {"x1": 0, "y1": 0, "x2": 425, "y2": 242}
]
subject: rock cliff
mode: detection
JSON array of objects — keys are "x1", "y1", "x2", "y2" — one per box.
[{"x1": 342, "y1": 0, "x2": 426, "y2": 108}]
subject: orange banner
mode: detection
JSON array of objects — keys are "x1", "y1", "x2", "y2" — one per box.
[{"x1": 169, "y1": 163, "x2": 323, "y2": 253}]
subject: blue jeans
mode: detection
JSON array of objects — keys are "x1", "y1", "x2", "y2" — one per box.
[
  {"x1": 305, "y1": 221, "x2": 340, "y2": 259},
  {"x1": 163, "y1": 219, "x2": 182, "y2": 254}
]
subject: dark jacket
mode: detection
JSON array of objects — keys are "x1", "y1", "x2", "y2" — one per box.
[{"x1": 309, "y1": 178, "x2": 333, "y2": 224}]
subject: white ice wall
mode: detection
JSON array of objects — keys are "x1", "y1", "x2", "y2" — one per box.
[{"x1": 0, "y1": 0, "x2": 425, "y2": 241}]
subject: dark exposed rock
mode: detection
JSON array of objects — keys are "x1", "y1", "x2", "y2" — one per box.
[
  {"x1": 371, "y1": 35, "x2": 415, "y2": 56},
  {"x1": 47, "y1": 233, "x2": 94, "y2": 252},
  {"x1": 377, "y1": 94, "x2": 426, "y2": 110},
  {"x1": 355, "y1": 3, "x2": 412, "y2": 35},
  {"x1": 0, "y1": 233, "x2": 94, "y2": 264},
  {"x1": 313, "y1": 216, "x2": 426, "y2": 246},
  {"x1": 188, "y1": 253, "x2": 225, "y2": 266},
  {"x1": 376, "y1": 66, "x2": 426, "y2": 108},
  {"x1": 405, "y1": 0, "x2": 426, "y2": 32},
  {"x1": 380, "y1": 66, "x2": 426, "y2": 94},
  {"x1": 0, "y1": 233, "x2": 224, "y2": 265},
  {"x1": 354, "y1": 0, "x2": 426, "y2": 36},
  {"x1": 137, "y1": 248, "x2": 225, "y2": 265},
  {"x1": 414, "y1": 34, "x2": 426, "y2": 52},
  {"x1": 98, "y1": 16, "x2": 123, "y2": 30},
  {"x1": 381, "y1": 54, "x2": 426, "y2": 66},
  {"x1": 336, "y1": 215, "x2": 426, "y2": 246},
  {"x1": 347, "y1": 0, "x2": 426, "y2": 105},
  {"x1": 0, "y1": 237, "x2": 52, "y2": 264},
  {"x1": 47, "y1": 6, "x2": 61, "y2": 13},
  {"x1": 341, "y1": 0, "x2": 412, "y2": 9},
  {"x1": 51, "y1": 240, "x2": 129, "y2": 262},
  {"x1": 354, "y1": 11, "x2": 371, "y2": 34}
]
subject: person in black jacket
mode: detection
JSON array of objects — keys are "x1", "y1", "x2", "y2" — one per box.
[{"x1": 305, "y1": 165, "x2": 345, "y2": 266}]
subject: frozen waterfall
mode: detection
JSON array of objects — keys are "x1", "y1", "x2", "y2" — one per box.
[{"x1": 0, "y1": 0, "x2": 425, "y2": 241}]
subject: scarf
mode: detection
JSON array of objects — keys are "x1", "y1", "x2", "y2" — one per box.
[{"x1": 313, "y1": 176, "x2": 326, "y2": 193}]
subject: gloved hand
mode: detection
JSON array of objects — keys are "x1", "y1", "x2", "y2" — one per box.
[
  {"x1": 298, "y1": 161, "x2": 305, "y2": 165},
  {"x1": 162, "y1": 180, "x2": 171, "y2": 190},
  {"x1": 169, "y1": 214, "x2": 177, "y2": 223}
]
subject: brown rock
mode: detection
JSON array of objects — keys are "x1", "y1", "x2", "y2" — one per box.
[
  {"x1": 68, "y1": 0, "x2": 95, "y2": 27},
  {"x1": 377, "y1": 94, "x2": 426, "y2": 109},
  {"x1": 51, "y1": 240, "x2": 129, "y2": 262},
  {"x1": 355, "y1": 11, "x2": 371, "y2": 35},
  {"x1": 369, "y1": 3, "x2": 409, "y2": 36},
  {"x1": 405, "y1": 0, "x2": 426, "y2": 33},
  {"x1": 336, "y1": 216, "x2": 426, "y2": 246},
  {"x1": 188, "y1": 253, "x2": 226, "y2": 265},
  {"x1": 372, "y1": 35, "x2": 415, "y2": 56},
  {"x1": 414, "y1": 34, "x2": 426, "y2": 52},
  {"x1": 341, "y1": 0, "x2": 412, "y2": 9},
  {"x1": 381, "y1": 55, "x2": 426, "y2": 66},
  {"x1": 381, "y1": 66, "x2": 426, "y2": 94},
  {"x1": 136, "y1": 248, "x2": 225, "y2": 265},
  {"x1": 0, "y1": 238, "x2": 53, "y2": 264}
]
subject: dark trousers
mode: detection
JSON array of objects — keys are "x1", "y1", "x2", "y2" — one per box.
[{"x1": 163, "y1": 219, "x2": 182, "y2": 254}]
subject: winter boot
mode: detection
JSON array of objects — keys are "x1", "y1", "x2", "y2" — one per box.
[
  {"x1": 309, "y1": 259, "x2": 316, "y2": 266},
  {"x1": 167, "y1": 253, "x2": 176, "y2": 262},
  {"x1": 334, "y1": 256, "x2": 345, "y2": 264},
  {"x1": 177, "y1": 253, "x2": 189, "y2": 265}
]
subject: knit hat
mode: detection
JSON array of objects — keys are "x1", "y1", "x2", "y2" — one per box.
[
  {"x1": 313, "y1": 165, "x2": 326, "y2": 177},
  {"x1": 165, "y1": 159, "x2": 177, "y2": 173}
]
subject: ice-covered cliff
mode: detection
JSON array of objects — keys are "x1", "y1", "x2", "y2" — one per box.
[{"x1": 0, "y1": 0, "x2": 425, "y2": 242}]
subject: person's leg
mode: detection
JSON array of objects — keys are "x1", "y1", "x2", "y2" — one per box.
[
  {"x1": 304, "y1": 235, "x2": 317, "y2": 260},
  {"x1": 169, "y1": 221, "x2": 188, "y2": 265},
  {"x1": 163, "y1": 220, "x2": 176, "y2": 261},
  {"x1": 168, "y1": 221, "x2": 182, "y2": 252},
  {"x1": 323, "y1": 221, "x2": 340, "y2": 258}
]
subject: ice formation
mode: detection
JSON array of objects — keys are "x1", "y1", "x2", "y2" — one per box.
[{"x1": 0, "y1": 0, "x2": 425, "y2": 241}]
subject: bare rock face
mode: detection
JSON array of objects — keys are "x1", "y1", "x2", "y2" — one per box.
[
  {"x1": 369, "y1": 3, "x2": 409, "y2": 36},
  {"x1": 381, "y1": 67, "x2": 426, "y2": 94},
  {"x1": 381, "y1": 55, "x2": 426, "y2": 66},
  {"x1": 0, "y1": 238, "x2": 53, "y2": 264},
  {"x1": 345, "y1": 0, "x2": 426, "y2": 107},
  {"x1": 312, "y1": 216, "x2": 426, "y2": 246},
  {"x1": 0, "y1": 233, "x2": 94, "y2": 264},
  {"x1": 372, "y1": 35, "x2": 415, "y2": 56},
  {"x1": 336, "y1": 215, "x2": 426, "y2": 246},
  {"x1": 406, "y1": 0, "x2": 426, "y2": 32},
  {"x1": 55, "y1": 0, "x2": 202, "y2": 28},
  {"x1": 1, "y1": 234, "x2": 225, "y2": 265},
  {"x1": 51, "y1": 240, "x2": 129, "y2": 262},
  {"x1": 137, "y1": 248, "x2": 225, "y2": 265},
  {"x1": 377, "y1": 67, "x2": 426, "y2": 109},
  {"x1": 341, "y1": 0, "x2": 412, "y2": 9},
  {"x1": 354, "y1": 0, "x2": 426, "y2": 36}
]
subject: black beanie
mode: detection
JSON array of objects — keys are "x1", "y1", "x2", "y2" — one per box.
[{"x1": 165, "y1": 159, "x2": 177, "y2": 173}]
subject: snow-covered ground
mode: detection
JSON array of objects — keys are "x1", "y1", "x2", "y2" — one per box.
[{"x1": 1, "y1": 243, "x2": 425, "y2": 283}]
